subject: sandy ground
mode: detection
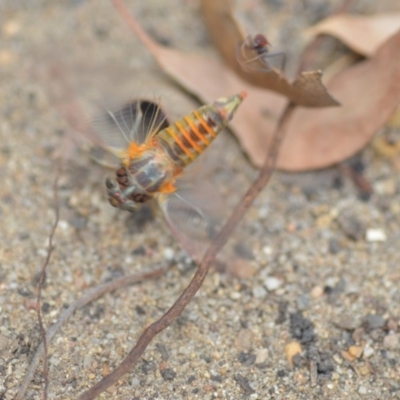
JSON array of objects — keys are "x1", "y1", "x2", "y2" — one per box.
[{"x1": 1, "y1": 0, "x2": 400, "y2": 399}]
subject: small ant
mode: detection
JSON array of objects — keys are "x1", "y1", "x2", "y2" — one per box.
[{"x1": 238, "y1": 33, "x2": 286, "y2": 73}]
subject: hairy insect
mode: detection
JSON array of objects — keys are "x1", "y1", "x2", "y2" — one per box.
[{"x1": 92, "y1": 93, "x2": 247, "y2": 260}]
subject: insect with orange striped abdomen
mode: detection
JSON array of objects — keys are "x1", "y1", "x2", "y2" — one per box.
[{"x1": 93, "y1": 92, "x2": 246, "y2": 261}]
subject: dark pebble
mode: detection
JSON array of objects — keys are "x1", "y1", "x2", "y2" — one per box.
[
  {"x1": 276, "y1": 369, "x2": 286, "y2": 378},
  {"x1": 317, "y1": 352, "x2": 334, "y2": 377},
  {"x1": 17, "y1": 287, "x2": 32, "y2": 297},
  {"x1": 363, "y1": 314, "x2": 386, "y2": 331},
  {"x1": 132, "y1": 245, "x2": 146, "y2": 256},
  {"x1": 289, "y1": 312, "x2": 316, "y2": 344},
  {"x1": 234, "y1": 374, "x2": 255, "y2": 394},
  {"x1": 41, "y1": 302, "x2": 50, "y2": 313},
  {"x1": 141, "y1": 360, "x2": 157, "y2": 375},
  {"x1": 83, "y1": 304, "x2": 104, "y2": 320},
  {"x1": 160, "y1": 368, "x2": 176, "y2": 381},
  {"x1": 201, "y1": 355, "x2": 212, "y2": 363},
  {"x1": 211, "y1": 373, "x2": 222, "y2": 382},
  {"x1": 275, "y1": 300, "x2": 288, "y2": 325},
  {"x1": 135, "y1": 305, "x2": 146, "y2": 315},
  {"x1": 19, "y1": 232, "x2": 30, "y2": 240},
  {"x1": 238, "y1": 352, "x2": 256, "y2": 366},
  {"x1": 337, "y1": 213, "x2": 365, "y2": 241}
]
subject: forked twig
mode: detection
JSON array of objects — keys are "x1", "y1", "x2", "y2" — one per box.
[
  {"x1": 15, "y1": 255, "x2": 169, "y2": 399},
  {"x1": 76, "y1": 7, "x2": 296, "y2": 384},
  {"x1": 78, "y1": 107, "x2": 295, "y2": 399},
  {"x1": 35, "y1": 163, "x2": 62, "y2": 400}
]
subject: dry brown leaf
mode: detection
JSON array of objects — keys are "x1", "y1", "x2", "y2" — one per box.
[
  {"x1": 112, "y1": 0, "x2": 286, "y2": 166},
  {"x1": 278, "y1": 29, "x2": 400, "y2": 170},
  {"x1": 307, "y1": 13, "x2": 400, "y2": 57},
  {"x1": 114, "y1": 2, "x2": 400, "y2": 170},
  {"x1": 200, "y1": 0, "x2": 339, "y2": 107}
]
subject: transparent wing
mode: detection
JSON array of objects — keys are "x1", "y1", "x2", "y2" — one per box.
[
  {"x1": 158, "y1": 181, "x2": 226, "y2": 264},
  {"x1": 158, "y1": 178, "x2": 254, "y2": 276}
]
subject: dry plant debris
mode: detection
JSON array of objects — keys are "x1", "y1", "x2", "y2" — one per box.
[
  {"x1": 306, "y1": 13, "x2": 400, "y2": 56},
  {"x1": 279, "y1": 29, "x2": 400, "y2": 170},
  {"x1": 200, "y1": 0, "x2": 339, "y2": 108},
  {"x1": 114, "y1": 0, "x2": 400, "y2": 170}
]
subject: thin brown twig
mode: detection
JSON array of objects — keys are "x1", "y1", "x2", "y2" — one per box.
[
  {"x1": 78, "y1": 73, "x2": 295, "y2": 400},
  {"x1": 15, "y1": 260, "x2": 169, "y2": 400},
  {"x1": 35, "y1": 162, "x2": 62, "y2": 400},
  {"x1": 76, "y1": 2, "x2": 295, "y2": 398}
]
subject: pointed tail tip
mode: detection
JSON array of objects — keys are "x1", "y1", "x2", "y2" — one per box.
[{"x1": 239, "y1": 91, "x2": 248, "y2": 101}]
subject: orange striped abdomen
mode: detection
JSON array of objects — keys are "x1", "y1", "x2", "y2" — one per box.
[{"x1": 155, "y1": 92, "x2": 246, "y2": 168}]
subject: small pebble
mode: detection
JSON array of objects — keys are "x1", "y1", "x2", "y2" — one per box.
[
  {"x1": 230, "y1": 291, "x2": 241, "y2": 300},
  {"x1": 365, "y1": 228, "x2": 387, "y2": 242},
  {"x1": 264, "y1": 276, "x2": 283, "y2": 291},
  {"x1": 310, "y1": 286, "x2": 324, "y2": 298},
  {"x1": 363, "y1": 314, "x2": 385, "y2": 331},
  {"x1": 358, "y1": 386, "x2": 367, "y2": 395},
  {"x1": 57, "y1": 220, "x2": 70, "y2": 231},
  {"x1": 262, "y1": 246, "x2": 273, "y2": 255},
  {"x1": 255, "y1": 348, "x2": 269, "y2": 365},
  {"x1": 387, "y1": 318, "x2": 398, "y2": 332},
  {"x1": 252, "y1": 285, "x2": 267, "y2": 299},
  {"x1": 163, "y1": 247, "x2": 175, "y2": 260},
  {"x1": 131, "y1": 377, "x2": 140, "y2": 386},
  {"x1": 0, "y1": 336, "x2": 10, "y2": 351},
  {"x1": 352, "y1": 327, "x2": 365, "y2": 343},
  {"x1": 337, "y1": 213, "x2": 364, "y2": 241},
  {"x1": 359, "y1": 363, "x2": 372, "y2": 376},
  {"x1": 363, "y1": 345, "x2": 374, "y2": 358},
  {"x1": 331, "y1": 372, "x2": 340, "y2": 381},
  {"x1": 285, "y1": 341, "x2": 302, "y2": 367},
  {"x1": 334, "y1": 315, "x2": 361, "y2": 331},
  {"x1": 383, "y1": 333, "x2": 399, "y2": 350},
  {"x1": 348, "y1": 345, "x2": 363, "y2": 359},
  {"x1": 235, "y1": 329, "x2": 254, "y2": 352},
  {"x1": 160, "y1": 368, "x2": 176, "y2": 381},
  {"x1": 296, "y1": 295, "x2": 309, "y2": 310},
  {"x1": 340, "y1": 350, "x2": 355, "y2": 362},
  {"x1": 229, "y1": 260, "x2": 256, "y2": 279},
  {"x1": 328, "y1": 238, "x2": 341, "y2": 254},
  {"x1": 333, "y1": 354, "x2": 342, "y2": 365},
  {"x1": 238, "y1": 352, "x2": 256, "y2": 366}
]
